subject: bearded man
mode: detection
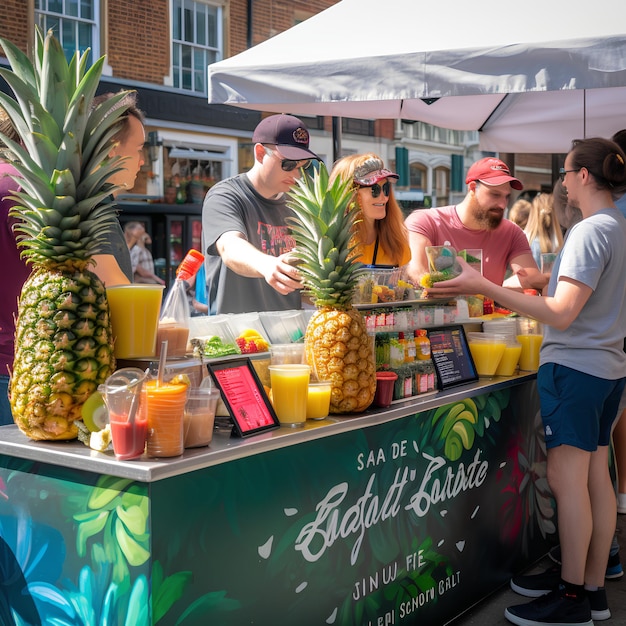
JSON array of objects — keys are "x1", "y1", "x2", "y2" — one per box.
[{"x1": 405, "y1": 157, "x2": 546, "y2": 290}]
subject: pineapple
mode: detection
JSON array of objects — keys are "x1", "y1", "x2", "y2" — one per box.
[
  {"x1": 0, "y1": 28, "x2": 133, "y2": 439},
  {"x1": 287, "y1": 165, "x2": 376, "y2": 413}
]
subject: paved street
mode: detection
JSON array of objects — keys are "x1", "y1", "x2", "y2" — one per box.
[{"x1": 450, "y1": 513, "x2": 626, "y2": 625}]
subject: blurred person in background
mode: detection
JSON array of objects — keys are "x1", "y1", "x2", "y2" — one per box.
[
  {"x1": 524, "y1": 193, "x2": 564, "y2": 268},
  {"x1": 508, "y1": 198, "x2": 532, "y2": 230},
  {"x1": 124, "y1": 221, "x2": 165, "y2": 285},
  {"x1": 329, "y1": 154, "x2": 410, "y2": 267}
]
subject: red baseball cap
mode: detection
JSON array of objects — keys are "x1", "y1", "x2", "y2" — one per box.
[
  {"x1": 466, "y1": 157, "x2": 523, "y2": 190},
  {"x1": 252, "y1": 114, "x2": 320, "y2": 161}
]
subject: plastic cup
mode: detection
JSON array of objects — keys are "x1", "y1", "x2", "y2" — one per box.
[
  {"x1": 269, "y1": 343, "x2": 305, "y2": 365},
  {"x1": 102, "y1": 367, "x2": 148, "y2": 461},
  {"x1": 516, "y1": 318, "x2": 543, "y2": 371},
  {"x1": 374, "y1": 371, "x2": 398, "y2": 408},
  {"x1": 268, "y1": 364, "x2": 311, "y2": 427},
  {"x1": 144, "y1": 379, "x2": 188, "y2": 457},
  {"x1": 156, "y1": 322, "x2": 189, "y2": 358},
  {"x1": 184, "y1": 388, "x2": 220, "y2": 448},
  {"x1": 306, "y1": 381, "x2": 332, "y2": 420},
  {"x1": 494, "y1": 339, "x2": 522, "y2": 376},
  {"x1": 540, "y1": 252, "x2": 557, "y2": 275},
  {"x1": 467, "y1": 332, "x2": 507, "y2": 377},
  {"x1": 460, "y1": 248, "x2": 483, "y2": 275},
  {"x1": 106, "y1": 285, "x2": 164, "y2": 358}
]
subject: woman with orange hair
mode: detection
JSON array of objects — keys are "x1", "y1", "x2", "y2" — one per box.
[{"x1": 329, "y1": 153, "x2": 411, "y2": 267}]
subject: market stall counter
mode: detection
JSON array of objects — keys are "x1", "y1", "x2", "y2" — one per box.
[{"x1": 0, "y1": 371, "x2": 553, "y2": 625}]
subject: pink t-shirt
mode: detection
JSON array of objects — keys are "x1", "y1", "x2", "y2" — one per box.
[{"x1": 405, "y1": 205, "x2": 531, "y2": 286}]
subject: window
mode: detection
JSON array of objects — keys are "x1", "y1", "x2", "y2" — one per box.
[
  {"x1": 172, "y1": 0, "x2": 223, "y2": 94},
  {"x1": 409, "y1": 162, "x2": 426, "y2": 189},
  {"x1": 35, "y1": 0, "x2": 99, "y2": 63}
]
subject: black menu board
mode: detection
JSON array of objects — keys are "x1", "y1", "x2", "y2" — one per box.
[{"x1": 427, "y1": 325, "x2": 478, "y2": 390}]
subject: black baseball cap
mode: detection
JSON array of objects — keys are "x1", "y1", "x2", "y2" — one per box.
[{"x1": 252, "y1": 114, "x2": 320, "y2": 161}]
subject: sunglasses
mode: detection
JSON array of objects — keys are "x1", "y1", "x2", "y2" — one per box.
[
  {"x1": 360, "y1": 181, "x2": 391, "y2": 198},
  {"x1": 264, "y1": 146, "x2": 311, "y2": 172}
]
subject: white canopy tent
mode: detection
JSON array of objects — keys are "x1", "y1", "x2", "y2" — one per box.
[{"x1": 207, "y1": 0, "x2": 626, "y2": 153}]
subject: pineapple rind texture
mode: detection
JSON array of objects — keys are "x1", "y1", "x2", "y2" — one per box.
[
  {"x1": 0, "y1": 27, "x2": 131, "y2": 440},
  {"x1": 10, "y1": 269, "x2": 115, "y2": 440},
  {"x1": 305, "y1": 307, "x2": 375, "y2": 413}
]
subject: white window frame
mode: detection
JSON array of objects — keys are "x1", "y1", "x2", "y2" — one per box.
[
  {"x1": 171, "y1": 0, "x2": 224, "y2": 95},
  {"x1": 35, "y1": 0, "x2": 100, "y2": 62}
]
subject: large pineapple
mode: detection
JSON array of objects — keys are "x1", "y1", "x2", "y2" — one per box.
[
  {"x1": 0, "y1": 29, "x2": 133, "y2": 439},
  {"x1": 287, "y1": 165, "x2": 376, "y2": 413}
]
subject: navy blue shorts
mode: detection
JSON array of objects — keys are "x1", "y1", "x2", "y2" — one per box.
[{"x1": 537, "y1": 363, "x2": 626, "y2": 451}]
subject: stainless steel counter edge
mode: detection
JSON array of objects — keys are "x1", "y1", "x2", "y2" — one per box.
[{"x1": 0, "y1": 373, "x2": 536, "y2": 482}]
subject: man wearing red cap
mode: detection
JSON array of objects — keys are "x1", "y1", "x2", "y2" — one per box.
[
  {"x1": 201, "y1": 114, "x2": 320, "y2": 314},
  {"x1": 405, "y1": 157, "x2": 546, "y2": 290}
]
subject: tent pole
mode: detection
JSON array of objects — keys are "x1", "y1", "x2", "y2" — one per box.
[
  {"x1": 583, "y1": 89, "x2": 587, "y2": 138},
  {"x1": 332, "y1": 117, "x2": 342, "y2": 164}
]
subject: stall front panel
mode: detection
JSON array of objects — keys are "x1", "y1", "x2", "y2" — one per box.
[{"x1": 0, "y1": 379, "x2": 553, "y2": 625}]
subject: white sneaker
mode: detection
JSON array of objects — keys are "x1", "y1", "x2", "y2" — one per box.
[{"x1": 617, "y1": 493, "x2": 626, "y2": 514}]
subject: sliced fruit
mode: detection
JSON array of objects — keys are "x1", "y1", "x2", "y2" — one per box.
[
  {"x1": 170, "y1": 374, "x2": 191, "y2": 386},
  {"x1": 81, "y1": 391, "x2": 109, "y2": 432},
  {"x1": 89, "y1": 424, "x2": 112, "y2": 452}
]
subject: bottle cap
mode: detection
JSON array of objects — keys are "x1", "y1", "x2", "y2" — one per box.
[{"x1": 177, "y1": 249, "x2": 204, "y2": 281}]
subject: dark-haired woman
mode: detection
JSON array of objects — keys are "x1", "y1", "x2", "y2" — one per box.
[{"x1": 426, "y1": 137, "x2": 626, "y2": 626}]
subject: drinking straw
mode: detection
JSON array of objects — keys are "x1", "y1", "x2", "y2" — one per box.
[
  {"x1": 157, "y1": 340, "x2": 168, "y2": 387},
  {"x1": 127, "y1": 371, "x2": 145, "y2": 425}
]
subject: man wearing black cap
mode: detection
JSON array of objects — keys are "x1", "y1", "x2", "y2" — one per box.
[
  {"x1": 405, "y1": 156, "x2": 546, "y2": 291},
  {"x1": 201, "y1": 114, "x2": 321, "y2": 314}
]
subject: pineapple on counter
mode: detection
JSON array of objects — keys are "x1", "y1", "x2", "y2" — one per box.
[
  {"x1": 0, "y1": 29, "x2": 134, "y2": 440},
  {"x1": 287, "y1": 165, "x2": 376, "y2": 413}
]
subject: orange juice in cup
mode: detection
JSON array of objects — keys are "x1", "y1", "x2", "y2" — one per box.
[
  {"x1": 467, "y1": 332, "x2": 506, "y2": 377},
  {"x1": 306, "y1": 381, "x2": 332, "y2": 420},
  {"x1": 517, "y1": 334, "x2": 543, "y2": 371},
  {"x1": 106, "y1": 285, "x2": 164, "y2": 358},
  {"x1": 268, "y1": 364, "x2": 310, "y2": 427},
  {"x1": 144, "y1": 379, "x2": 188, "y2": 457},
  {"x1": 495, "y1": 340, "x2": 522, "y2": 376}
]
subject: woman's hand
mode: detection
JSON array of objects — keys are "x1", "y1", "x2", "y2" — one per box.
[{"x1": 423, "y1": 257, "x2": 486, "y2": 298}]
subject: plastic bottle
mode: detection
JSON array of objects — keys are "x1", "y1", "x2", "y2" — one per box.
[
  {"x1": 177, "y1": 249, "x2": 205, "y2": 281},
  {"x1": 156, "y1": 249, "x2": 205, "y2": 357},
  {"x1": 415, "y1": 329, "x2": 431, "y2": 360}
]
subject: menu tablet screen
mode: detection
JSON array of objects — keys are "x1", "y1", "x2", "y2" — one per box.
[
  {"x1": 208, "y1": 358, "x2": 280, "y2": 438},
  {"x1": 426, "y1": 325, "x2": 478, "y2": 390}
]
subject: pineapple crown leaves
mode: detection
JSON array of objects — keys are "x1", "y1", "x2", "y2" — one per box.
[
  {"x1": 0, "y1": 27, "x2": 133, "y2": 266},
  {"x1": 286, "y1": 163, "x2": 365, "y2": 307}
]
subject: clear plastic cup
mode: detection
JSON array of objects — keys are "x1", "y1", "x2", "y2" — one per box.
[
  {"x1": 268, "y1": 364, "x2": 311, "y2": 427},
  {"x1": 494, "y1": 338, "x2": 522, "y2": 376},
  {"x1": 269, "y1": 343, "x2": 305, "y2": 365},
  {"x1": 516, "y1": 318, "x2": 544, "y2": 371},
  {"x1": 106, "y1": 285, "x2": 164, "y2": 358},
  {"x1": 144, "y1": 378, "x2": 188, "y2": 457},
  {"x1": 184, "y1": 387, "x2": 220, "y2": 448},
  {"x1": 102, "y1": 367, "x2": 148, "y2": 461},
  {"x1": 306, "y1": 381, "x2": 332, "y2": 420},
  {"x1": 467, "y1": 332, "x2": 507, "y2": 377}
]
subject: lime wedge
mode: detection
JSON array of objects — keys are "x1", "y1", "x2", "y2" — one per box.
[{"x1": 81, "y1": 390, "x2": 109, "y2": 432}]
